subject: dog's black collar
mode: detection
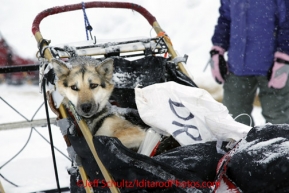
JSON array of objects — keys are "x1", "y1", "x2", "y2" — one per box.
[
  {"x1": 84, "y1": 105, "x2": 113, "y2": 134},
  {"x1": 90, "y1": 107, "x2": 108, "y2": 120},
  {"x1": 93, "y1": 114, "x2": 113, "y2": 133}
]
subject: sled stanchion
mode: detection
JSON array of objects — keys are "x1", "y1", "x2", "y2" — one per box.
[
  {"x1": 0, "y1": 179, "x2": 5, "y2": 193},
  {"x1": 35, "y1": 30, "x2": 95, "y2": 193},
  {"x1": 152, "y1": 22, "x2": 190, "y2": 77},
  {"x1": 78, "y1": 166, "x2": 92, "y2": 193},
  {"x1": 67, "y1": 101, "x2": 120, "y2": 193},
  {"x1": 57, "y1": 105, "x2": 93, "y2": 193},
  {"x1": 34, "y1": 32, "x2": 54, "y2": 62},
  {"x1": 36, "y1": 30, "x2": 61, "y2": 193}
]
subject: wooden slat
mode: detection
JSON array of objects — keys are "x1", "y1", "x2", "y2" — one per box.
[
  {"x1": 0, "y1": 118, "x2": 57, "y2": 131},
  {"x1": 0, "y1": 179, "x2": 5, "y2": 193}
]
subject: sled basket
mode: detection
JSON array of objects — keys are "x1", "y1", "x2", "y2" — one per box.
[{"x1": 31, "y1": 2, "x2": 223, "y2": 193}]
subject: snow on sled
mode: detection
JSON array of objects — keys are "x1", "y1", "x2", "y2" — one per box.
[{"x1": 30, "y1": 1, "x2": 289, "y2": 193}]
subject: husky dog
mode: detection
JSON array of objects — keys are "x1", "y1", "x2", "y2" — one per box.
[{"x1": 52, "y1": 56, "x2": 146, "y2": 149}]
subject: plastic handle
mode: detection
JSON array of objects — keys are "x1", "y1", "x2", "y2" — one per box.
[{"x1": 32, "y1": 1, "x2": 157, "y2": 35}]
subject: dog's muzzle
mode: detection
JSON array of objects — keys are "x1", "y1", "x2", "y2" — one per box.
[{"x1": 77, "y1": 102, "x2": 99, "y2": 118}]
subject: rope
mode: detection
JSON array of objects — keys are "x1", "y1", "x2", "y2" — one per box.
[
  {"x1": 82, "y1": 2, "x2": 93, "y2": 41},
  {"x1": 234, "y1": 113, "x2": 253, "y2": 127}
]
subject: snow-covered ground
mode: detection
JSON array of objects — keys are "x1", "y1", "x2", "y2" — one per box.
[
  {"x1": 0, "y1": 0, "x2": 266, "y2": 192},
  {"x1": 0, "y1": 84, "x2": 69, "y2": 193}
]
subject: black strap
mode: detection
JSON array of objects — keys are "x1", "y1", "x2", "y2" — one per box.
[
  {"x1": 42, "y1": 78, "x2": 61, "y2": 193},
  {"x1": 38, "y1": 39, "x2": 51, "y2": 58},
  {"x1": 210, "y1": 49, "x2": 219, "y2": 57},
  {"x1": 0, "y1": 64, "x2": 39, "y2": 74}
]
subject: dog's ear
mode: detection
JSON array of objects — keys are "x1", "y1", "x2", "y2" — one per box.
[
  {"x1": 96, "y1": 58, "x2": 114, "y2": 80},
  {"x1": 51, "y1": 58, "x2": 70, "y2": 78}
]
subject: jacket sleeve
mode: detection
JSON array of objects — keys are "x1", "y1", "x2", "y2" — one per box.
[
  {"x1": 276, "y1": 0, "x2": 289, "y2": 55},
  {"x1": 211, "y1": 0, "x2": 231, "y2": 51}
]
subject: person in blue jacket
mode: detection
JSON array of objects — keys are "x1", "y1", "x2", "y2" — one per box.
[{"x1": 210, "y1": 0, "x2": 289, "y2": 126}]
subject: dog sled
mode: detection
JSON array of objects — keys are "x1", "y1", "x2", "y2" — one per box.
[{"x1": 30, "y1": 2, "x2": 289, "y2": 193}]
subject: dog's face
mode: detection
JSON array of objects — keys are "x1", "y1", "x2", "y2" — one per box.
[{"x1": 52, "y1": 57, "x2": 114, "y2": 118}]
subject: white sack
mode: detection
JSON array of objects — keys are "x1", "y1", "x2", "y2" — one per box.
[{"x1": 135, "y1": 81, "x2": 251, "y2": 146}]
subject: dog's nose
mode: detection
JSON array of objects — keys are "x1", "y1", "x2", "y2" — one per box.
[{"x1": 81, "y1": 103, "x2": 92, "y2": 113}]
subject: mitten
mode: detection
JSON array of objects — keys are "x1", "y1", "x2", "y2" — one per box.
[
  {"x1": 268, "y1": 52, "x2": 289, "y2": 89},
  {"x1": 210, "y1": 46, "x2": 227, "y2": 84}
]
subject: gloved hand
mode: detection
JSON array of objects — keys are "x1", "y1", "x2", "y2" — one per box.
[
  {"x1": 210, "y1": 46, "x2": 228, "y2": 84},
  {"x1": 268, "y1": 52, "x2": 289, "y2": 89}
]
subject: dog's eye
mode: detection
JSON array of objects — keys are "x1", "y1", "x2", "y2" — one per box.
[
  {"x1": 71, "y1": 85, "x2": 79, "y2": 91},
  {"x1": 90, "y1": 83, "x2": 99, "y2": 89}
]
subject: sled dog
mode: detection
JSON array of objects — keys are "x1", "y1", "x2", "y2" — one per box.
[{"x1": 52, "y1": 56, "x2": 146, "y2": 149}]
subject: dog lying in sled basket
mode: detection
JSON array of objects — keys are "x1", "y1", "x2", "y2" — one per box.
[
  {"x1": 46, "y1": 52, "x2": 263, "y2": 193},
  {"x1": 32, "y1": 2, "x2": 289, "y2": 193},
  {"x1": 50, "y1": 56, "x2": 289, "y2": 192},
  {"x1": 60, "y1": 55, "x2": 215, "y2": 193},
  {"x1": 50, "y1": 51, "x2": 217, "y2": 192}
]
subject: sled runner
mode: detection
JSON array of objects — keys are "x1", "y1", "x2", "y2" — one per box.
[{"x1": 31, "y1": 1, "x2": 289, "y2": 193}]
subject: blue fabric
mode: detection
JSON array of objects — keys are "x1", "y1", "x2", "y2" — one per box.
[{"x1": 212, "y1": 0, "x2": 289, "y2": 76}]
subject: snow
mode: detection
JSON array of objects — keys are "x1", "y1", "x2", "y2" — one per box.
[
  {"x1": 245, "y1": 137, "x2": 289, "y2": 164},
  {"x1": 0, "y1": 84, "x2": 70, "y2": 193},
  {"x1": 0, "y1": 0, "x2": 266, "y2": 192}
]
